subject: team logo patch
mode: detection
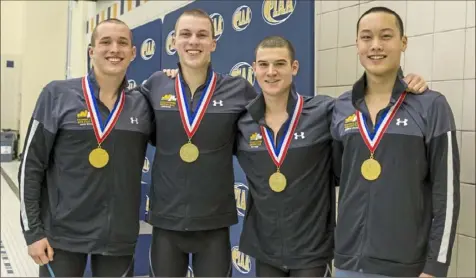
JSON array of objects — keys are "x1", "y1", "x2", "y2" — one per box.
[
  {"x1": 141, "y1": 38, "x2": 156, "y2": 60},
  {"x1": 230, "y1": 62, "x2": 255, "y2": 86},
  {"x1": 232, "y1": 5, "x2": 252, "y2": 31},
  {"x1": 262, "y1": 0, "x2": 296, "y2": 26},
  {"x1": 160, "y1": 94, "x2": 177, "y2": 108},
  {"x1": 249, "y1": 132, "x2": 263, "y2": 148},
  {"x1": 76, "y1": 109, "x2": 92, "y2": 125},
  {"x1": 344, "y1": 113, "x2": 358, "y2": 131},
  {"x1": 231, "y1": 246, "x2": 252, "y2": 274}
]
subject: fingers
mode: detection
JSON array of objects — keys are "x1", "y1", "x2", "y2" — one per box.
[
  {"x1": 31, "y1": 255, "x2": 43, "y2": 265},
  {"x1": 38, "y1": 252, "x2": 50, "y2": 265},
  {"x1": 46, "y1": 243, "x2": 54, "y2": 261}
]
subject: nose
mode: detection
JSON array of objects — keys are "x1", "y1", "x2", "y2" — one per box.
[
  {"x1": 266, "y1": 65, "x2": 277, "y2": 76},
  {"x1": 370, "y1": 38, "x2": 383, "y2": 51},
  {"x1": 188, "y1": 34, "x2": 200, "y2": 44},
  {"x1": 109, "y1": 41, "x2": 119, "y2": 53}
]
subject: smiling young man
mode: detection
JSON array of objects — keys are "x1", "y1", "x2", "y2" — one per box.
[
  {"x1": 234, "y1": 36, "x2": 335, "y2": 277},
  {"x1": 19, "y1": 18, "x2": 154, "y2": 277},
  {"x1": 139, "y1": 9, "x2": 257, "y2": 277},
  {"x1": 331, "y1": 7, "x2": 460, "y2": 278}
]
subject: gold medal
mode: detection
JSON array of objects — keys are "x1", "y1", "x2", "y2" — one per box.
[
  {"x1": 361, "y1": 158, "x2": 381, "y2": 180},
  {"x1": 269, "y1": 171, "x2": 287, "y2": 192},
  {"x1": 180, "y1": 142, "x2": 199, "y2": 163},
  {"x1": 89, "y1": 147, "x2": 109, "y2": 168}
]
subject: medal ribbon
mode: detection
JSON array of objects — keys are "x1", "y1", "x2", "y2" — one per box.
[
  {"x1": 82, "y1": 76, "x2": 125, "y2": 145},
  {"x1": 357, "y1": 92, "x2": 406, "y2": 154},
  {"x1": 260, "y1": 95, "x2": 304, "y2": 169},
  {"x1": 175, "y1": 72, "x2": 217, "y2": 139}
]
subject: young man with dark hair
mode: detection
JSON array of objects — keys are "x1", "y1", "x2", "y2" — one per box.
[
  {"x1": 331, "y1": 7, "x2": 460, "y2": 278},
  {"x1": 19, "y1": 18, "x2": 154, "y2": 277},
  {"x1": 140, "y1": 9, "x2": 257, "y2": 277}
]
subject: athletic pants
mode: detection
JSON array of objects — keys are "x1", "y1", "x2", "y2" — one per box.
[
  {"x1": 39, "y1": 248, "x2": 134, "y2": 277},
  {"x1": 256, "y1": 259, "x2": 332, "y2": 277},
  {"x1": 149, "y1": 226, "x2": 232, "y2": 277}
]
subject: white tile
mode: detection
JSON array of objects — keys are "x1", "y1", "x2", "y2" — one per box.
[
  {"x1": 335, "y1": 86, "x2": 353, "y2": 97},
  {"x1": 465, "y1": 28, "x2": 475, "y2": 79},
  {"x1": 463, "y1": 79, "x2": 475, "y2": 132},
  {"x1": 337, "y1": 46, "x2": 358, "y2": 85},
  {"x1": 461, "y1": 131, "x2": 475, "y2": 184},
  {"x1": 406, "y1": 1, "x2": 434, "y2": 36},
  {"x1": 315, "y1": 0, "x2": 322, "y2": 15},
  {"x1": 434, "y1": 1, "x2": 467, "y2": 32},
  {"x1": 456, "y1": 130, "x2": 462, "y2": 154},
  {"x1": 338, "y1": 6, "x2": 359, "y2": 47},
  {"x1": 432, "y1": 30, "x2": 466, "y2": 81},
  {"x1": 321, "y1": 1, "x2": 339, "y2": 13},
  {"x1": 468, "y1": 0, "x2": 475, "y2": 28},
  {"x1": 319, "y1": 11, "x2": 339, "y2": 50},
  {"x1": 457, "y1": 235, "x2": 476, "y2": 278},
  {"x1": 458, "y1": 183, "x2": 475, "y2": 238},
  {"x1": 404, "y1": 34, "x2": 433, "y2": 83},
  {"x1": 431, "y1": 81, "x2": 464, "y2": 130},
  {"x1": 339, "y1": 0, "x2": 359, "y2": 9},
  {"x1": 318, "y1": 49, "x2": 338, "y2": 87},
  {"x1": 375, "y1": 1, "x2": 407, "y2": 31},
  {"x1": 447, "y1": 235, "x2": 458, "y2": 277}
]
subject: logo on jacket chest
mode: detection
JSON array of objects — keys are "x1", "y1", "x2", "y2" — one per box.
[
  {"x1": 76, "y1": 109, "x2": 92, "y2": 125},
  {"x1": 344, "y1": 113, "x2": 358, "y2": 131},
  {"x1": 160, "y1": 93, "x2": 177, "y2": 108},
  {"x1": 249, "y1": 132, "x2": 263, "y2": 148}
]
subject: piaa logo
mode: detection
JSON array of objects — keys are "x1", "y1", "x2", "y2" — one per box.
[
  {"x1": 232, "y1": 5, "x2": 252, "y2": 31},
  {"x1": 234, "y1": 183, "x2": 248, "y2": 217},
  {"x1": 210, "y1": 13, "x2": 224, "y2": 40},
  {"x1": 230, "y1": 62, "x2": 255, "y2": 86},
  {"x1": 141, "y1": 38, "x2": 156, "y2": 60},
  {"x1": 128, "y1": 79, "x2": 136, "y2": 90},
  {"x1": 262, "y1": 0, "x2": 296, "y2": 25},
  {"x1": 232, "y1": 246, "x2": 252, "y2": 274},
  {"x1": 165, "y1": 30, "x2": 176, "y2": 56}
]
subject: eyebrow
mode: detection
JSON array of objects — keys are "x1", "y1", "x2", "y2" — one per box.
[
  {"x1": 257, "y1": 59, "x2": 288, "y2": 63},
  {"x1": 179, "y1": 29, "x2": 210, "y2": 34},
  {"x1": 99, "y1": 36, "x2": 130, "y2": 41},
  {"x1": 360, "y1": 28, "x2": 394, "y2": 33}
]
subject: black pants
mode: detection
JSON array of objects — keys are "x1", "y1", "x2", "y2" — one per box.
[
  {"x1": 149, "y1": 227, "x2": 232, "y2": 277},
  {"x1": 256, "y1": 260, "x2": 332, "y2": 277},
  {"x1": 39, "y1": 248, "x2": 134, "y2": 277}
]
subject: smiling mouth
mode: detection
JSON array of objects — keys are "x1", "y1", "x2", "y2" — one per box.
[
  {"x1": 265, "y1": 80, "x2": 280, "y2": 84},
  {"x1": 368, "y1": 55, "x2": 387, "y2": 60},
  {"x1": 106, "y1": 57, "x2": 123, "y2": 63},
  {"x1": 186, "y1": 50, "x2": 202, "y2": 55}
]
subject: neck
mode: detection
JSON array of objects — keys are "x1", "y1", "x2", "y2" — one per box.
[
  {"x1": 365, "y1": 70, "x2": 398, "y2": 98},
  {"x1": 181, "y1": 64, "x2": 209, "y2": 93},
  {"x1": 95, "y1": 69, "x2": 124, "y2": 99},
  {"x1": 263, "y1": 91, "x2": 289, "y2": 116}
]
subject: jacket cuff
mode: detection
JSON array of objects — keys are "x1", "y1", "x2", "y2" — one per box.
[
  {"x1": 24, "y1": 227, "x2": 46, "y2": 245},
  {"x1": 423, "y1": 260, "x2": 449, "y2": 277}
]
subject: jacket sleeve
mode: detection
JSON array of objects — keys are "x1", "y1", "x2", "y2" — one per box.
[
  {"x1": 329, "y1": 100, "x2": 342, "y2": 187},
  {"x1": 18, "y1": 84, "x2": 58, "y2": 245},
  {"x1": 422, "y1": 95, "x2": 460, "y2": 277}
]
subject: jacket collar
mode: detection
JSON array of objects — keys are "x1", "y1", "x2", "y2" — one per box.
[
  {"x1": 351, "y1": 71, "x2": 407, "y2": 111},
  {"x1": 247, "y1": 83, "x2": 299, "y2": 125},
  {"x1": 86, "y1": 69, "x2": 128, "y2": 99}
]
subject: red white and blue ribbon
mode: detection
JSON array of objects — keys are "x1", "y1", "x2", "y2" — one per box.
[
  {"x1": 260, "y1": 95, "x2": 304, "y2": 168},
  {"x1": 81, "y1": 76, "x2": 125, "y2": 145},
  {"x1": 357, "y1": 92, "x2": 406, "y2": 153},
  {"x1": 175, "y1": 72, "x2": 217, "y2": 139}
]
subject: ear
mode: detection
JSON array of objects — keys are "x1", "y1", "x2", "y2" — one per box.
[
  {"x1": 210, "y1": 39, "x2": 217, "y2": 52},
  {"x1": 401, "y1": 35, "x2": 408, "y2": 52},
  {"x1": 292, "y1": 60, "x2": 299, "y2": 76},
  {"x1": 252, "y1": 61, "x2": 257, "y2": 73},
  {"x1": 131, "y1": 45, "x2": 137, "y2": 62},
  {"x1": 88, "y1": 45, "x2": 94, "y2": 59}
]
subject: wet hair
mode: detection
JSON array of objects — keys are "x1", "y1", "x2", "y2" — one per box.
[
  {"x1": 175, "y1": 8, "x2": 215, "y2": 38},
  {"x1": 90, "y1": 18, "x2": 133, "y2": 47},
  {"x1": 357, "y1": 6, "x2": 404, "y2": 37},
  {"x1": 255, "y1": 35, "x2": 296, "y2": 61}
]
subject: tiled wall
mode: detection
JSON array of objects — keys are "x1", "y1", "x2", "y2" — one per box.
[{"x1": 317, "y1": 1, "x2": 475, "y2": 277}]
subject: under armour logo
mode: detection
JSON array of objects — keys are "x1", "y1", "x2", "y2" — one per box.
[
  {"x1": 294, "y1": 132, "x2": 305, "y2": 139},
  {"x1": 396, "y1": 118, "x2": 408, "y2": 126},
  {"x1": 130, "y1": 117, "x2": 139, "y2": 124},
  {"x1": 213, "y1": 100, "x2": 223, "y2": 106}
]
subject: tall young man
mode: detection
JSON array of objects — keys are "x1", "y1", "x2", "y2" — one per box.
[
  {"x1": 235, "y1": 36, "x2": 335, "y2": 277},
  {"x1": 331, "y1": 7, "x2": 460, "y2": 278},
  {"x1": 19, "y1": 19, "x2": 154, "y2": 277},
  {"x1": 140, "y1": 9, "x2": 256, "y2": 277}
]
